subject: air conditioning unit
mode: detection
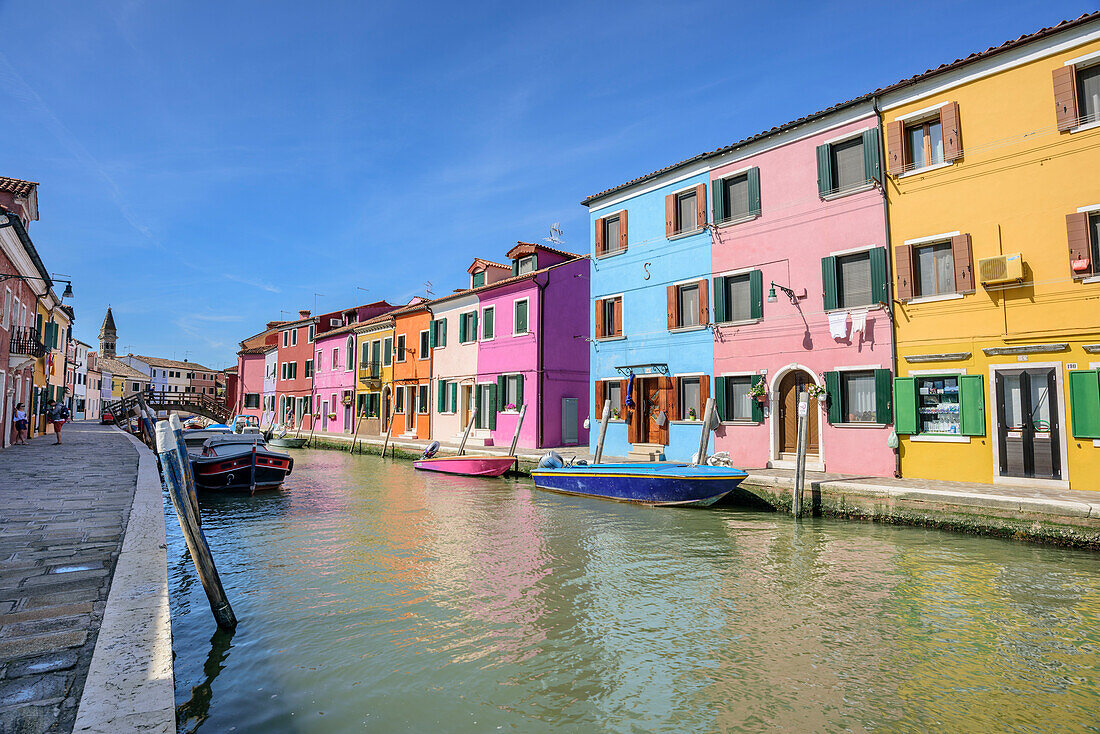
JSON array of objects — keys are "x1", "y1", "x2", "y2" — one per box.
[
  {"x1": 978, "y1": 253, "x2": 1024, "y2": 285},
  {"x1": 329, "y1": 318, "x2": 341, "y2": 327}
]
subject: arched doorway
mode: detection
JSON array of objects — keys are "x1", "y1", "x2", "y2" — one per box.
[{"x1": 777, "y1": 369, "x2": 819, "y2": 460}]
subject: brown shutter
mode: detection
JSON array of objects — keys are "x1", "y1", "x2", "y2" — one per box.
[
  {"x1": 619, "y1": 379, "x2": 628, "y2": 416},
  {"x1": 894, "y1": 244, "x2": 914, "y2": 300},
  {"x1": 613, "y1": 297, "x2": 623, "y2": 336},
  {"x1": 697, "y1": 278, "x2": 709, "y2": 325},
  {"x1": 886, "y1": 120, "x2": 906, "y2": 175},
  {"x1": 595, "y1": 380, "x2": 605, "y2": 418},
  {"x1": 951, "y1": 234, "x2": 974, "y2": 292},
  {"x1": 666, "y1": 285, "x2": 678, "y2": 330},
  {"x1": 699, "y1": 375, "x2": 710, "y2": 416},
  {"x1": 594, "y1": 217, "x2": 606, "y2": 255},
  {"x1": 941, "y1": 102, "x2": 962, "y2": 162},
  {"x1": 667, "y1": 376, "x2": 680, "y2": 421},
  {"x1": 619, "y1": 210, "x2": 628, "y2": 251},
  {"x1": 695, "y1": 183, "x2": 708, "y2": 229},
  {"x1": 1067, "y1": 212, "x2": 1092, "y2": 277},
  {"x1": 1053, "y1": 66, "x2": 1079, "y2": 132},
  {"x1": 665, "y1": 193, "x2": 676, "y2": 237},
  {"x1": 594, "y1": 298, "x2": 605, "y2": 339}
]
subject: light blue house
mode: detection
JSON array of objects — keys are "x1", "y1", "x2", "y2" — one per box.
[{"x1": 584, "y1": 167, "x2": 714, "y2": 462}]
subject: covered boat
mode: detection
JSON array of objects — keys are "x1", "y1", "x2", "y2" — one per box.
[
  {"x1": 191, "y1": 434, "x2": 293, "y2": 492},
  {"x1": 530, "y1": 462, "x2": 746, "y2": 507},
  {"x1": 414, "y1": 455, "x2": 516, "y2": 477}
]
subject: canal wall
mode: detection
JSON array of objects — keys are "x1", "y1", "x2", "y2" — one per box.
[{"x1": 302, "y1": 430, "x2": 1100, "y2": 549}]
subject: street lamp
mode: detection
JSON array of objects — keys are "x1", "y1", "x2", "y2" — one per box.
[{"x1": 767, "y1": 282, "x2": 799, "y2": 305}]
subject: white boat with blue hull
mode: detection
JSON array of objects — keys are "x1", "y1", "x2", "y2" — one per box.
[{"x1": 530, "y1": 462, "x2": 746, "y2": 507}]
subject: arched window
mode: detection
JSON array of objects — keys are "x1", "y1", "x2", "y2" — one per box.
[{"x1": 346, "y1": 336, "x2": 355, "y2": 371}]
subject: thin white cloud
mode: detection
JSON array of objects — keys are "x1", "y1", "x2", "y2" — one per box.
[{"x1": 223, "y1": 273, "x2": 282, "y2": 294}]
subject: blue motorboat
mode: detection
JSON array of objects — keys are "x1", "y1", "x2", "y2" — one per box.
[{"x1": 529, "y1": 462, "x2": 747, "y2": 507}]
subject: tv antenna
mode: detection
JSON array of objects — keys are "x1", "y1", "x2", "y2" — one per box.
[
  {"x1": 544, "y1": 223, "x2": 564, "y2": 245},
  {"x1": 424, "y1": 280, "x2": 434, "y2": 298}
]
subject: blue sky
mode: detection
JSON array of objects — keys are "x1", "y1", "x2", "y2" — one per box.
[{"x1": 0, "y1": 0, "x2": 1094, "y2": 369}]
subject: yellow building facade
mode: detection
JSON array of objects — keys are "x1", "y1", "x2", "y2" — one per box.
[
  {"x1": 882, "y1": 17, "x2": 1100, "y2": 489},
  {"x1": 354, "y1": 317, "x2": 394, "y2": 437}
]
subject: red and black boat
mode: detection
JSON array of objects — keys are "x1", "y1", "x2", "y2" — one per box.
[{"x1": 191, "y1": 435, "x2": 293, "y2": 492}]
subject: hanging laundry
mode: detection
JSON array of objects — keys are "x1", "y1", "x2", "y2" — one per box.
[
  {"x1": 828, "y1": 310, "x2": 849, "y2": 339},
  {"x1": 850, "y1": 309, "x2": 868, "y2": 338}
]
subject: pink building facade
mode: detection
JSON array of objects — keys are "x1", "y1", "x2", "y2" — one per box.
[
  {"x1": 709, "y1": 102, "x2": 896, "y2": 476},
  {"x1": 313, "y1": 324, "x2": 358, "y2": 433}
]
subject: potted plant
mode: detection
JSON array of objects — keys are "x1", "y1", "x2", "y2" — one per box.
[
  {"x1": 611, "y1": 408, "x2": 621, "y2": 419},
  {"x1": 504, "y1": 402, "x2": 517, "y2": 412},
  {"x1": 806, "y1": 384, "x2": 826, "y2": 400},
  {"x1": 749, "y1": 380, "x2": 768, "y2": 402},
  {"x1": 688, "y1": 407, "x2": 698, "y2": 421},
  {"x1": 327, "y1": 412, "x2": 338, "y2": 420}
]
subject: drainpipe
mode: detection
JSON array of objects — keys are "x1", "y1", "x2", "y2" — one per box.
[
  {"x1": 534, "y1": 272, "x2": 548, "y2": 449},
  {"x1": 874, "y1": 97, "x2": 903, "y2": 479}
]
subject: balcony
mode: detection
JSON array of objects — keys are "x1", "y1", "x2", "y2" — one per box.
[
  {"x1": 10, "y1": 327, "x2": 47, "y2": 359},
  {"x1": 358, "y1": 360, "x2": 382, "y2": 380}
]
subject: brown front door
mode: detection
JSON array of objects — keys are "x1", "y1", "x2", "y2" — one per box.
[
  {"x1": 639, "y1": 376, "x2": 670, "y2": 446},
  {"x1": 778, "y1": 370, "x2": 819, "y2": 455}
]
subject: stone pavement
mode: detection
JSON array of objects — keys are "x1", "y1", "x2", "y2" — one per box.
[{"x1": 0, "y1": 422, "x2": 138, "y2": 734}]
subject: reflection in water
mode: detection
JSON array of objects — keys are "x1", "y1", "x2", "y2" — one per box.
[{"x1": 166, "y1": 450, "x2": 1100, "y2": 733}]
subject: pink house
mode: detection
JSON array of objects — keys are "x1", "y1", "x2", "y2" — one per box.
[
  {"x1": 709, "y1": 100, "x2": 896, "y2": 476},
  {"x1": 313, "y1": 324, "x2": 359, "y2": 433}
]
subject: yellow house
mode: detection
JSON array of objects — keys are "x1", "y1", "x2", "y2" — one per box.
[
  {"x1": 880, "y1": 14, "x2": 1100, "y2": 490},
  {"x1": 354, "y1": 315, "x2": 395, "y2": 437}
]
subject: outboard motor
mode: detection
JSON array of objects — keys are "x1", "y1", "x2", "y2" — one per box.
[
  {"x1": 422, "y1": 441, "x2": 440, "y2": 459},
  {"x1": 538, "y1": 451, "x2": 564, "y2": 469}
]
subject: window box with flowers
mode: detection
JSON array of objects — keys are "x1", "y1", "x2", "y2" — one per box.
[{"x1": 748, "y1": 380, "x2": 769, "y2": 403}]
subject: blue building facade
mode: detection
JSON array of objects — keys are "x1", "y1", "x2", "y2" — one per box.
[{"x1": 586, "y1": 168, "x2": 714, "y2": 462}]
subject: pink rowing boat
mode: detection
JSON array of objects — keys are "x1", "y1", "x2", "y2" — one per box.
[{"x1": 413, "y1": 455, "x2": 517, "y2": 477}]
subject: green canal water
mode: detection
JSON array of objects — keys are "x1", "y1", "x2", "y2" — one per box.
[{"x1": 167, "y1": 449, "x2": 1100, "y2": 733}]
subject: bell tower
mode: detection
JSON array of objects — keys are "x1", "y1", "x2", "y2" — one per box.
[{"x1": 99, "y1": 306, "x2": 117, "y2": 358}]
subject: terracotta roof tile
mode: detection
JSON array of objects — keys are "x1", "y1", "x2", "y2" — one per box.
[{"x1": 0, "y1": 177, "x2": 38, "y2": 197}]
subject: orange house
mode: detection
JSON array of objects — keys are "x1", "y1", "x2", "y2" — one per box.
[{"x1": 391, "y1": 300, "x2": 433, "y2": 440}]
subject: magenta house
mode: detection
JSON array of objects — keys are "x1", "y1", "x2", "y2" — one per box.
[
  {"x1": 313, "y1": 323, "x2": 359, "y2": 433},
  {"x1": 466, "y1": 243, "x2": 590, "y2": 450},
  {"x1": 708, "y1": 98, "x2": 896, "y2": 476}
]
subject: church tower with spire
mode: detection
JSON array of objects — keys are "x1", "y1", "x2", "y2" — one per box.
[{"x1": 99, "y1": 307, "x2": 117, "y2": 358}]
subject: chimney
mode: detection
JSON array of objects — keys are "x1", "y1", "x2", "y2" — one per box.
[{"x1": 298, "y1": 309, "x2": 311, "y2": 319}]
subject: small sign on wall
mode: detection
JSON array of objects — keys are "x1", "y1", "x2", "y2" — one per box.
[
  {"x1": 1016, "y1": 355, "x2": 1029, "y2": 362},
  {"x1": 1066, "y1": 362, "x2": 1079, "y2": 370}
]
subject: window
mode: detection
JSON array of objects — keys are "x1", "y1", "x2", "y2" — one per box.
[
  {"x1": 280, "y1": 363, "x2": 287, "y2": 380},
  {"x1": 291, "y1": 329, "x2": 297, "y2": 346},
  {"x1": 482, "y1": 307, "x2": 495, "y2": 340},
  {"x1": 667, "y1": 280, "x2": 708, "y2": 329},
  {"x1": 603, "y1": 215, "x2": 623, "y2": 255},
  {"x1": 395, "y1": 385, "x2": 405, "y2": 413},
  {"x1": 818, "y1": 130, "x2": 879, "y2": 195},
  {"x1": 716, "y1": 273, "x2": 759, "y2": 323},
  {"x1": 822, "y1": 248, "x2": 889, "y2": 310},
  {"x1": 914, "y1": 242, "x2": 955, "y2": 297},
  {"x1": 906, "y1": 119, "x2": 943, "y2": 171},
  {"x1": 606, "y1": 381, "x2": 623, "y2": 418},
  {"x1": 837, "y1": 253, "x2": 872, "y2": 308},
  {"x1": 678, "y1": 284, "x2": 700, "y2": 328},
  {"x1": 459, "y1": 312, "x2": 477, "y2": 343},
  {"x1": 419, "y1": 330, "x2": 430, "y2": 359},
  {"x1": 513, "y1": 300, "x2": 528, "y2": 334},
  {"x1": 282, "y1": 331, "x2": 288, "y2": 347},
  {"x1": 716, "y1": 170, "x2": 761, "y2": 223},
  {"x1": 304, "y1": 359, "x2": 313, "y2": 378},
  {"x1": 514, "y1": 255, "x2": 537, "y2": 275},
  {"x1": 332, "y1": 348, "x2": 340, "y2": 370},
  {"x1": 502, "y1": 374, "x2": 522, "y2": 410},
  {"x1": 840, "y1": 372, "x2": 877, "y2": 423},
  {"x1": 308, "y1": 324, "x2": 315, "y2": 342},
  {"x1": 395, "y1": 334, "x2": 406, "y2": 362},
  {"x1": 1078, "y1": 63, "x2": 1100, "y2": 125},
  {"x1": 430, "y1": 318, "x2": 447, "y2": 348},
  {"x1": 595, "y1": 296, "x2": 622, "y2": 339},
  {"x1": 418, "y1": 384, "x2": 428, "y2": 413},
  {"x1": 244, "y1": 393, "x2": 260, "y2": 409},
  {"x1": 1092, "y1": 213, "x2": 1100, "y2": 268},
  {"x1": 679, "y1": 377, "x2": 702, "y2": 421},
  {"x1": 718, "y1": 375, "x2": 760, "y2": 422},
  {"x1": 346, "y1": 337, "x2": 355, "y2": 370},
  {"x1": 472, "y1": 271, "x2": 486, "y2": 288},
  {"x1": 288, "y1": 362, "x2": 297, "y2": 379},
  {"x1": 677, "y1": 190, "x2": 697, "y2": 234},
  {"x1": 383, "y1": 337, "x2": 393, "y2": 366}
]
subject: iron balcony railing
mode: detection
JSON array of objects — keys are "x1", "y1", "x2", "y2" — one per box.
[
  {"x1": 10, "y1": 326, "x2": 48, "y2": 358},
  {"x1": 359, "y1": 360, "x2": 382, "y2": 379}
]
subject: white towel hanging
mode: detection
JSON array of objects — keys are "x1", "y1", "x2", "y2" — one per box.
[{"x1": 828, "y1": 311, "x2": 849, "y2": 339}]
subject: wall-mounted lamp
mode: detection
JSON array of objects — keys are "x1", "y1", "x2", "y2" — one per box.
[{"x1": 767, "y1": 282, "x2": 798, "y2": 305}]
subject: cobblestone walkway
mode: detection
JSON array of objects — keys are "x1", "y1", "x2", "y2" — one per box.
[{"x1": 0, "y1": 422, "x2": 138, "y2": 734}]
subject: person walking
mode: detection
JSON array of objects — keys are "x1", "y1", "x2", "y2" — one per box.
[
  {"x1": 12, "y1": 402, "x2": 28, "y2": 445},
  {"x1": 47, "y1": 400, "x2": 69, "y2": 445}
]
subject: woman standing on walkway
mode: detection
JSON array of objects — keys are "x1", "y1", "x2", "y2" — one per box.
[{"x1": 12, "y1": 402, "x2": 28, "y2": 445}]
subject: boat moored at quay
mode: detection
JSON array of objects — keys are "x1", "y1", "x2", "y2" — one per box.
[{"x1": 530, "y1": 461, "x2": 747, "y2": 507}]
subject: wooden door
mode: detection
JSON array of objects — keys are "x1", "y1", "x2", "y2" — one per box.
[
  {"x1": 461, "y1": 385, "x2": 473, "y2": 428},
  {"x1": 640, "y1": 376, "x2": 670, "y2": 446},
  {"x1": 778, "y1": 371, "x2": 818, "y2": 455}
]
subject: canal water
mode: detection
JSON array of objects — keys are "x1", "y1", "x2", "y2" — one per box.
[{"x1": 167, "y1": 449, "x2": 1100, "y2": 733}]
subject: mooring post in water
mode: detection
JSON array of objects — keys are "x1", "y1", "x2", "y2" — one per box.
[
  {"x1": 507, "y1": 404, "x2": 527, "y2": 467},
  {"x1": 692, "y1": 397, "x2": 717, "y2": 467},
  {"x1": 593, "y1": 400, "x2": 611, "y2": 465},
  {"x1": 349, "y1": 407, "x2": 364, "y2": 454},
  {"x1": 793, "y1": 390, "x2": 809, "y2": 517},
  {"x1": 169, "y1": 414, "x2": 201, "y2": 526},
  {"x1": 156, "y1": 421, "x2": 237, "y2": 630},
  {"x1": 457, "y1": 405, "x2": 477, "y2": 456},
  {"x1": 381, "y1": 405, "x2": 396, "y2": 458}
]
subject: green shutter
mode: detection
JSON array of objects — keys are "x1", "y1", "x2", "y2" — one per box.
[
  {"x1": 430, "y1": 321, "x2": 438, "y2": 348},
  {"x1": 751, "y1": 375, "x2": 764, "y2": 423},
  {"x1": 712, "y1": 276, "x2": 726, "y2": 323},
  {"x1": 712, "y1": 178, "x2": 727, "y2": 224},
  {"x1": 472, "y1": 271, "x2": 485, "y2": 287},
  {"x1": 488, "y1": 384, "x2": 498, "y2": 429},
  {"x1": 749, "y1": 270, "x2": 763, "y2": 320},
  {"x1": 459, "y1": 314, "x2": 467, "y2": 342},
  {"x1": 512, "y1": 260, "x2": 519, "y2": 276},
  {"x1": 1069, "y1": 369, "x2": 1100, "y2": 439},
  {"x1": 874, "y1": 369, "x2": 893, "y2": 424},
  {"x1": 893, "y1": 377, "x2": 918, "y2": 434},
  {"x1": 959, "y1": 375, "x2": 986, "y2": 436},
  {"x1": 862, "y1": 128, "x2": 881, "y2": 184},
  {"x1": 715, "y1": 375, "x2": 727, "y2": 421},
  {"x1": 474, "y1": 386, "x2": 481, "y2": 423},
  {"x1": 439, "y1": 319, "x2": 446, "y2": 347},
  {"x1": 869, "y1": 247, "x2": 889, "y2": 305},
  {"x1": 516, "y1": 302, "x2": 527, "y2": 333},
  {"x1": 496, "y1": 375, "x2": 506, "y2": 412},
  {"x1": 516, "y1": 374, "x2": 524, "y2": 407},
  {"x1": 450, "y1": 382, "x2": 458, "y2": 415},
  {"x1": 816, "y1": 143, "x2": 833, "y2": 197},
  {"x1": 471, "y1": 312, "x2": 478, "y2": 340},
  {"x1": 824, "y1": 371, "x2": 841, "y2": 424},
  {"x1": 437, "y1": 379, "x2": 445, "y2": 412},
  {"x1": 747, "y1": 166, "x2": 761, "y2": 216},
  {"x1": 821, "y1": 256, "x2": 838, "y2": 311}
]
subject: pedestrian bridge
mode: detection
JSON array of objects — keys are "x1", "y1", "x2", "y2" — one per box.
[{"x1": 106, "y1": 391, "x2": 231, "y2": 426}]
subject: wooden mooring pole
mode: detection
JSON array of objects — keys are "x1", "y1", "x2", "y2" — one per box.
[
  {"x1": 793, "y1": 390, "x2": 809, "y2": 518},
  {"x1": 692, "y1": 397, "x2": 717, "y2": 466},
  {"x1": 349, "y1": 407, "x2": 364, "y2": 454},
  {"x1": 506, "y1": 404, "x2": 527, "y2": 470},
  {"x1": 457, "y1": 405, "x2": 477, "y2": 456},
  {"x1": 155, "y1": 421, "x2": 237, "y2": 629},
  {"x1": 593, "y1": 400, "x2": 611, "y2": 465},
  {"x1": 168, "y1": 414, "x2": 201, "y2": 525},
  {"x1": 381, "y1": 405, "x2": 396, "y2": 458}
]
